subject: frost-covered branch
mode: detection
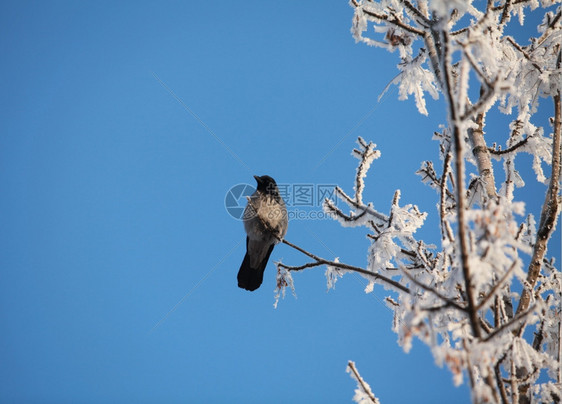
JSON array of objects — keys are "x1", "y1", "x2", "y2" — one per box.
[
  {"x1": 445, "y1": 36, "x2": 483, "y2": 343},
  {"x1": 488, "y1": 136, "x2": 530, "y2": 156},
  {"x1": 347, "y1": 361, "x2": 380, "y2": 404},
  {"x1": 276, "y1": 238, "x2": 411, "y2": 294},
  {"x1": 516, "y1": 90, "x2": 562, "y2": 318}
]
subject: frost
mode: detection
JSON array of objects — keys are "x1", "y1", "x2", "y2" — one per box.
[
  {"x1": 325, "y1": 258, "x2": 344, "y2": 291},
  {"x1": 347, "y1": 361, "x2": 380, "y2": 404},
  {"x1": 273, "y1": 264, "x2": 296, "y2": 309},
  {"x1": 382, "y1": 50, "x2": 439, "y2": 116},
  {"x1": 429, "y1": 0, "x2": 469, "y2": 18}
]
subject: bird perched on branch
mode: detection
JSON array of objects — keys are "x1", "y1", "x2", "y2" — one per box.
[{"x1": 238, "y1": 175, "x2": 288, "y2": 291}]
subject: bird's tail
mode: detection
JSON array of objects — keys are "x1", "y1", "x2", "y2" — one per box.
[{"x1": 237, "y1": 240, "x2": 274, "y2": 291}]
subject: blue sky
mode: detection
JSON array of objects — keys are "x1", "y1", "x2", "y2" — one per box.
[{"x1": 1, "y1": 2, "x2": 559, "y2": 403}]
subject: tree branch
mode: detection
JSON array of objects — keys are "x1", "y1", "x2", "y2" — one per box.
[
  {"x1": 488, "y1": 136, "x2": 530, "y2": 156},
  {"x1": 505, "y1": 36, "x2": 543, "y2": 73},
  {"x1": 400, "y1": 267, "x2": 467, "y2": 312},
  {"x1": 441, "y1": 28, "x2": 483, "y2": 339},
  {"x1": 467, "y1": 111, "x2": 498, "y2": 201},
  {"x1": 347, "y1": 361, "x2": 379, "y2": 404},
  {"x1": 280, "y1": 238, "x2": 410, "y2": 294},
  {"x1": 475, "y1": 261, "x2": 518, "y2": 312},
  {"x1": 351, "y1": 0, "x2": 425, "y2": 36},
  {"x1": 516, "y1": 91, "x2": 561, "y2": 317},
  {"x1": 483, "y1": 305, "x2": 537, "y2": 343}
]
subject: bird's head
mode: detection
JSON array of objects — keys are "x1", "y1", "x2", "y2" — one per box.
[{"x1": 254, "y1": 175, "x2": 279, "y2": 196}]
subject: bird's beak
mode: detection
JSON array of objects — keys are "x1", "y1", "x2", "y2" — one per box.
[{"x1": 253, "y1": 175, "x2": 261, "y2": 184}]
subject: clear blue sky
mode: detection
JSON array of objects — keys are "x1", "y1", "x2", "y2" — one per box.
[{"x1": 1, "y1": 2, "x2": 558, "y2": 403}]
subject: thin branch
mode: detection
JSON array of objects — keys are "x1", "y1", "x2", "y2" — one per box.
[
  {"x1": 475, "y1": 261, "x2": 518, "y2": 312},
  {"x1": 460, "y1": 79, "x2": 498, "y2": 121},
  {"x1": 347, "y1": 361, "x2": 379, "y2": 404},
  {"x1": 424, "y1": 30, "x2": 445, "y2": 90},
  {"x1": 488, "y1": 136, "x2": 530, "y2": 156},
  {"x1": 480, "y1": 318, "x2": 493, "y2": 334},
  {"x1": 441, "y1": 28, "x2": 483, "y2": 339},
  {"x1": 483, "y1": 305, "x2": 537, "y2": 343},
  {"x1": 536, "y1": 10, "x2": 562, "y2": 48},
  {"x1": 460, "y1": 45, "x2": 493, "y2": 89},
  {"x1": 400, "y1": 266, "x2": 467, "y2": 312},
  {"x1": 277, "y1": 261, "x2": 323, "y2": 272},
  {"x1": 324, "y1": 198, "x2": 371, "y2": 223},
  {"x1": 499, "y1": 0, "x2": 512, "y2": 26},
  {"x1": 398, "y1": 0, "x2": 430, "y2": 27},
  {"x1": 415, "y1": 241, "x2": 436, "y2": 272},
  {"x1": 281, "y1": 238, "x2": 411, "y2": 294},
  {"x1": 353, "y1": 2, "x2": 425, "y2": 36},
  {"x1": 495, "y1": 361, "x2": 510, "y2": 404},
  {"x1": 333, "y1": 186, "x2": 388, "y2": 222},
  {"x1": 491, "y1": 0, "x2": 533, "y2": 11},
  {"x1": 506, "y1": 36, "x2": 543, "y2": 73}
]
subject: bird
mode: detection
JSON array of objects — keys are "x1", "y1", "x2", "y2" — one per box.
[{"x1": 237, "y1": 175, "x2": 288, "y2": 291}]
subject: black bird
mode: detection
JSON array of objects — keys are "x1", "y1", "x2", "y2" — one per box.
[{"x1": 238, "y1": 175, "x2": 288, "y2": 291}]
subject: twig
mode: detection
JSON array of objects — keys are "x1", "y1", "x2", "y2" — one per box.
[
  {"x1": 475, "y1": 261, "x2": 518, "y2": 312},
  {"x1": 499, "y1": 0, "x2": 512, "y2": 26},
  {"x1": 347, "y1": 361, "x2": 379, "y2": 404},
  {"x1": 506, "y1": 36, "x2": 543, "y2": 73},
  {"x1": 333, "y1": 186, "x2": 388, "y2": 223},
  {"x1": 354, "y1": 3, "x2": 425, "y2": 36},
  {"x1": 400, "y1": 267, "x2": 467, "y2": 312},
  {"x1": 488, "y1": 136, "x2": 530, "y2": 156},
  {"x1": 281, "y1": 238, "x2": 411, "y2": 294},
  {"x1": 439, "y1": 152, "x2": 455, "y2": 242},
  {"x1": 277, "y1": 261, "x2": 323, "y2": 272},
  {"x1": 483, "y1": 305, "x2": 537, "y2": 343},
  {"x1": 459, "y1": 45, "x2": 493, "y2": 89},
  {"x1": 495, "y1": 360, "x2": 510, "y2": 404},
  {"x1": 324, "y1": 198, "x2": 370, "y2": 223},
  {"x1": 536, "y1": 10, "x2": 562, "y2": 48},
  {"x1": 398, "y1": 0, "x2": 430, "y2": 27},
  {"x1": 460, "y1": 79, "x2": 498, "y2": 121}
]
